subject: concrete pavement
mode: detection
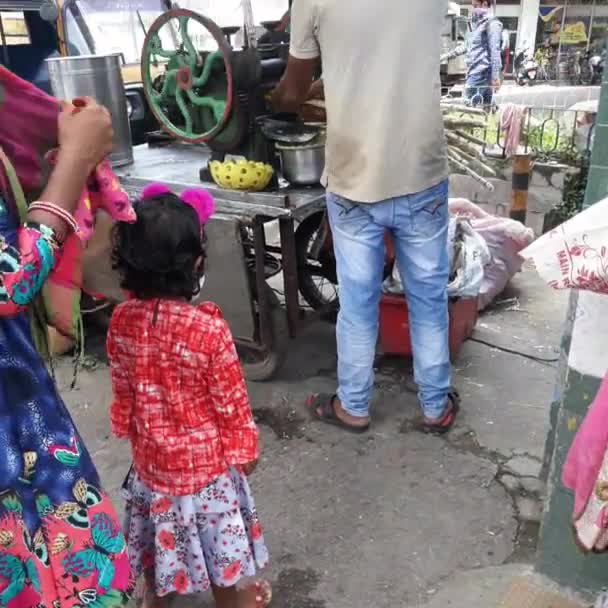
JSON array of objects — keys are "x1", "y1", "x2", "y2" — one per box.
[{"x1": 57, "y1": 265, "x2": 574, "y2": 607}]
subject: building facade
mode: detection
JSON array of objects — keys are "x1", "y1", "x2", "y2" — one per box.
[{"x1": 458, "y1": 1, "x2": 608, "y2": 58}]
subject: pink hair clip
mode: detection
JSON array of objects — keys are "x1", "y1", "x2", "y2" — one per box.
[
  {"x1": 141, "y1": 183, "x2": 171, "y2": 199},
  {"x1": 180, "y1": 188, "x2": 215, "y2": 225},
  {"x1": 141, "y1": 183, "x2": 215, "y2": 225}
]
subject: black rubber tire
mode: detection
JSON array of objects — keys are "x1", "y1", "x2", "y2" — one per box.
[
  {"x1": 240, "y1": 287, "x2": 289, "y2": 382},
  {"x1": 295, "y1": 212, "x2": 339, "y2": 314}
]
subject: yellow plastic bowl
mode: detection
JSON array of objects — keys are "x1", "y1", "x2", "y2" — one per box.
[{"x1": 208, "y1": 159, "x2": 274, "y2": 191}]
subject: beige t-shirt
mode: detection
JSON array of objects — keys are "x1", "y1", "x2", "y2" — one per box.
[{"x1": 290, "y1": 0, "x2": 448, "y2": 203}]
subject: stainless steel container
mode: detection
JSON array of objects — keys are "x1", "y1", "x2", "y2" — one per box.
[
  {"x1": 276, "y1": 142, "x2": 325, "y2": 186},
  {"x1": 46, "y1": 54, "x2": 133, "y2": 167}
]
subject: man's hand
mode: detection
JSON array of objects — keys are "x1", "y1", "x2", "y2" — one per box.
[
  {"x1": 241, "y1": 459, "x2": 258, "y2": 476},
  {"x1": 58, "y1": 97, "x2": 113, "y2": 173},
  {"x1": 491, "y1": 79, "x2": 502, "y2": 91}
]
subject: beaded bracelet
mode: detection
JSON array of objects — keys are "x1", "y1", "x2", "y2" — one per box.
[{"x1": 28, "y1": 201, "x2": 79, "y2": 235}]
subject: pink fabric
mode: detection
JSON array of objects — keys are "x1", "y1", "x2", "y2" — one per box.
[
  {"x1": 0, "y1": 66, "x2": 135, "y2": 241},
  {"x1": 45, "y1": 149, "x2": 135, "y2": 242},
  {"x1": 562, "y1": 372, "x2": 608, "y2": 520},
  {"x1": 448, "y1": 198, "x2": 534, "y2": 310},
  {"x1": 499, "y1": 103, "x2": 527, "y2": 158},
  {"x1": 0, "y1": 66, "x2": 58, "y2": 193}
]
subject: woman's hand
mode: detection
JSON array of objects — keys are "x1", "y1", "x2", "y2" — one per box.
[
  {"x1": 58, "y1": 98, "x2": 113, "y2": 174},
  {"x1": 28, "y1": 98, "x2": 113, "y2": 239}
]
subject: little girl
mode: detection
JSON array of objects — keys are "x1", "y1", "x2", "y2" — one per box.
[{"x1": 106, "y1": 184, "x2": 270, "y2": 608}]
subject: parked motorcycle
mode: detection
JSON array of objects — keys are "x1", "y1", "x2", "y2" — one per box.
[{"x1": 514, "y1": 51, "x2": 540, "y2": 86}]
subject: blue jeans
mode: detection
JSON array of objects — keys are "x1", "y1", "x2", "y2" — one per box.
[
  {"x1": 465, "y1": 71, "x2": 493, "y2": 107},
  {"x1": 327, "y1": 180, "x2": 450, "y2": 420}
]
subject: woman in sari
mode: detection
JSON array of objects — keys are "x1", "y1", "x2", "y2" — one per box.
[{"x1": 0, "y1": 76, "x2": 132, "y2": 607}]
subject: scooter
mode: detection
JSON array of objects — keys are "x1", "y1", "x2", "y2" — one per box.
[{"x1": 514, "y1": 50, "x2": 540, "y2": 86}]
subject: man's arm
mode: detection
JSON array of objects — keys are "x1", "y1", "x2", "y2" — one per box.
[
  {"x1": 488, "y1": 20, "x2": 503, "y2": 83},
  {"x1": 272, "y1": 0, "x2": 320, "y2": 112},
  {"x1": 440, "y1": 43, "x2": 466, "y2": 64},
  {"x1": 272, "y1": 56, "x2": 319, "y2": 111}
]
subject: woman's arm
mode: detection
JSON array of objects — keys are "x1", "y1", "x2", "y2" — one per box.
[{"x1": 0, "y1": 100, "x2": 112, "y2": 316}]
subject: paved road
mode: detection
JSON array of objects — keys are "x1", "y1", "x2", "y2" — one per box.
[{"x1": 60, "y1": 267, "x2": 567, "y2": 607}]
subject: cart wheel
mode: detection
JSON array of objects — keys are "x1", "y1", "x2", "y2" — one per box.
[
  {"x1": 239, "y1": 286, "x2": 288, "y2": 382},
  {"x1": 295, "y1": 212, "x2": 339, "y2": 315}
]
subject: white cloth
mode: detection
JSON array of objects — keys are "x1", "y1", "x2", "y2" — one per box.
[
  {"x1": 521, "y1": 196, "x2": 608, "y2": 294},
  {"x1": 289, "y1": 0, "x2": 448, "y2": 203}
]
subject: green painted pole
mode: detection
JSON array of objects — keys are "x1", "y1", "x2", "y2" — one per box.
[{"x1": 536, "y1": 63, "x2": 608, "y2": 592}]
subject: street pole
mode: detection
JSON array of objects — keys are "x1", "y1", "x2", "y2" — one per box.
[
  {"x1": 587, "y1": 0, "x2": 596, "y2": 54},
  {"x1": 510, "y1": 154, "x2": 531, "y2": 224},
  {"x1": 557, "y1": 0, "x2": 568, "y2": 69}
]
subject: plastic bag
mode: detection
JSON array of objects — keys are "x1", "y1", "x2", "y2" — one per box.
[
  {"x1": 448, "y1": 219, "x2": 491, "y2": 298},
  {"x1": 520, "y1": 196, "x2": 608, "y2": 294},
  {"x1": 449, "y1": 198, "x2": 535, "y2": 309},
  {"x1": 382, "y1": 216, "x2": 490, "y2": 299}
]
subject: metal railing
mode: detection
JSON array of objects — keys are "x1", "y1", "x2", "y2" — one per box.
[{"x1": 444, "y1": 94, "x2": 597, "y2": 164}]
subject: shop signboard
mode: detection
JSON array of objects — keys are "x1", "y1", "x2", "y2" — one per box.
[{"x1": 560, "y1": 21, "x2": 588, "y2": 44}]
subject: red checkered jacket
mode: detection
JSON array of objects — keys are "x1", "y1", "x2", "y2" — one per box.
[{"x1": 107, "y1": 299, "x2": 259, "y2": 496}]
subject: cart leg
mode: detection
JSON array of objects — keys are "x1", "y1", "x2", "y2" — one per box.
[
  {"x1": 279, "y1": 217, "x2": 299, "y2": 338},
  {"x1": 253, "y1": 218, "x2": 273, "y2": 350}
]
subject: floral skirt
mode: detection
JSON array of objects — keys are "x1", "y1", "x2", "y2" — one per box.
[{"x1": 122, "y1": 467, "x2": 269, "y2": 597}]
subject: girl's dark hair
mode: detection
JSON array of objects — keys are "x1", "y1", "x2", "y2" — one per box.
[{"x1": 112, "y1": 193, "x2": 206, "y2": 300}]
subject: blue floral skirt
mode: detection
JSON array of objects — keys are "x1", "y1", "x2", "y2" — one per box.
[{"x1": 122, "y1": 467, "x2": 269, "y2": 597}]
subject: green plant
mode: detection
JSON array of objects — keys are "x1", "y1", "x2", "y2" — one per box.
[{"x1": 552, "y1": 159, "x2": 589, "y2": 224}]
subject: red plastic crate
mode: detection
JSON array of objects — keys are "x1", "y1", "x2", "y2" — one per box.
[{"x1": 378, "y1": 293, "x2": 478, "y2": 358}]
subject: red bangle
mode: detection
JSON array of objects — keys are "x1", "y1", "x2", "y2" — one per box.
[{"x1": 28, "y1": 201, "x2": 79, "y2": 234}]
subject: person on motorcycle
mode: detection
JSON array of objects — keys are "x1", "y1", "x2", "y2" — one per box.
[{"x1": 444, "y1": 0, "x2": 503, "y2": 106}]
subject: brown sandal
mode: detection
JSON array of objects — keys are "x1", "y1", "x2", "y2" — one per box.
[{"x1": 305, "y1": 393, "x2": 370, "y2": 434}]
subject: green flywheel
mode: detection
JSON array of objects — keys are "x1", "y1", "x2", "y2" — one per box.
[{"x1": 141, "y1": 8, "x2": 235, "y2": 143}]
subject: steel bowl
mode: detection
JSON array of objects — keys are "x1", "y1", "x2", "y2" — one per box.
[{"x1": 276, "y1": 142, "x2": 325, "y2": 186}]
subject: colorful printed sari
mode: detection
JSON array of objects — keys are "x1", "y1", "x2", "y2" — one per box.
[
  {"x1": 0, "y1": 77, "x2": 133, "y2": 606},
  {"x1": 0, "y1": 185, "x2": 133, "y2": 607}
]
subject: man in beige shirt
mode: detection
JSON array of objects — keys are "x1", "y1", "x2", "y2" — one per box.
[{"x1": 273, "y1": 0, "x2": 460, "y2": 434}]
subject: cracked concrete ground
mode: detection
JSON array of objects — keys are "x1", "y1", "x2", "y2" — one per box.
[{"x1": 56, "y1": 265, "x2": 569, "y2": 607}]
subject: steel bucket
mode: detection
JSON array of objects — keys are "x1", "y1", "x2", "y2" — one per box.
[{"x1": 46, "y1": 54, "x2": 133, "y2": 167}]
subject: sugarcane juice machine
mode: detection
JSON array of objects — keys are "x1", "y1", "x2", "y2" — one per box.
[
  {"x1": 140, "y1": 6, "x2": 289, "y2": 183},
  {"x1": 122, "y1": 3, "x2": 326, "y2": 382}
]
